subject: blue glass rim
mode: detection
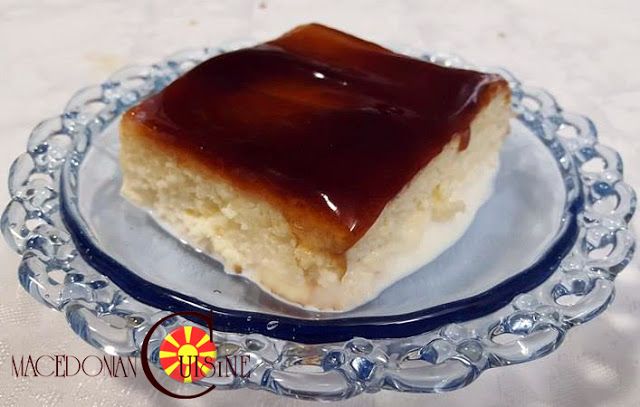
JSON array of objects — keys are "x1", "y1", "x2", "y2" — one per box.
[
  {"x1": 3, "y1": 44, "x2": 635, "y2": 398},
  {"x1": 60, "y1": 151, "x2": 582, "y2": 344}
]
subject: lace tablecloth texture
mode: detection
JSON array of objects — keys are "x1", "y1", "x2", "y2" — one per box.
[{"x1": 0, "y1": 1, "x2": 638, "y2": 406}]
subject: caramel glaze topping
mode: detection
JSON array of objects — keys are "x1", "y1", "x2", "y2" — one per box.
[{"x1": 126, "y1": 23, "x2": 508, "y2": 254}]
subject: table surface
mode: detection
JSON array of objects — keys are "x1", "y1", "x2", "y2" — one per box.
[{"x1": 1, "y1": 1, "x2": 638, "y2": 406}]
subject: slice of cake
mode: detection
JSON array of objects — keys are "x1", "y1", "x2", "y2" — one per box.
[{"x1": 120, "y1": 23, "x2": 511, "y2": 311}]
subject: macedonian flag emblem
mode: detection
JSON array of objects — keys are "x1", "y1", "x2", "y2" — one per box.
[{"x1": 159, "y1": 326, "x2": 217, "y2": 383}]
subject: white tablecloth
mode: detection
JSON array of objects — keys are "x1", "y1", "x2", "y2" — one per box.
[{"x1": 1, "y1": 1, "x2": 638, "y2": 406}]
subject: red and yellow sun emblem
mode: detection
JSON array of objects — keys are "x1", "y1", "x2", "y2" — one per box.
[{"x1": 159, "y1": 326, "x2": 217, "y2": 383}]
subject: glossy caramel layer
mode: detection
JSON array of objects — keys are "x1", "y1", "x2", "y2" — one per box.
[{"x1": 125, "y1": 23, "x2": 508, "y2": 251}]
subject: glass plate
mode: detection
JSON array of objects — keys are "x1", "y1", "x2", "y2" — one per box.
[{"x1": 2, "y1": 45, "x2": 635, "y2": 400}]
